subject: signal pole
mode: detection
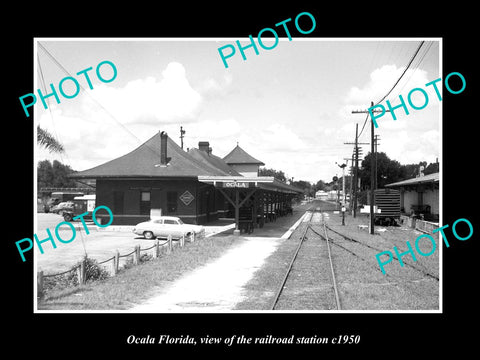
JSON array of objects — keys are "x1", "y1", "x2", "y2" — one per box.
[{"x1": 180, "y1": 126, "x2": 186, "y2": 150}]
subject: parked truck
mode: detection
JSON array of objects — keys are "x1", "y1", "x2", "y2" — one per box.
[{"x1": 61, "y1": 194, "x2": 96, "y2": 222}]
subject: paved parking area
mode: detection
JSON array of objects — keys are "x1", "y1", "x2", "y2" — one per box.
[
  {"x1": 35, "y1": 213, "x2": 234, "y2": 274},
  {"x1": 34, "y1": 203, "x2": 312, "y2": 275}
]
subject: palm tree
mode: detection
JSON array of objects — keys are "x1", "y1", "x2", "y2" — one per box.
[{"x1": 37, "y1": 125, "x2": 64, "y2": 153}]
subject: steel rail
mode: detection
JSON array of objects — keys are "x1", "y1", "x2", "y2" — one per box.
[
  {"x1": 322, "y1": 216, "x2": 342, "y2": 310},
  {"x1": 269, "y1": 221, "x2": 310, "y2": 310},
  {"x1": 270, "y1": 206, "x2": 343, "y2": 310}
]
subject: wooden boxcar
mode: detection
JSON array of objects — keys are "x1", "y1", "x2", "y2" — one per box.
[{"x1": 374, "y1": 188, "x2": 401, "y2": 226}]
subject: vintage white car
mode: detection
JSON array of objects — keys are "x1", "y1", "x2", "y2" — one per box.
[{"x1": 133, "y1": 216, "x2": 204, "y2": 240}]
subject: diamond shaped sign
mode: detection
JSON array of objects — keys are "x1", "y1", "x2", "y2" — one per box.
[{"x1": 179, "y1": 190, "x2": 195, "y2": 206}]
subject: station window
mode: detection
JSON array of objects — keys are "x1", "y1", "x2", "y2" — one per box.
[
  {"x1": 167, "y1": 191, "x2": 177, "y2": 214},
  {"x1": 140, "y1": 191, "x2": 151, "y2": 215}
]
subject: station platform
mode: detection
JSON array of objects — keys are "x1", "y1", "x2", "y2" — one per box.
[{"x1": 210, "y1": 203, "x2": 313, "y2": 238}]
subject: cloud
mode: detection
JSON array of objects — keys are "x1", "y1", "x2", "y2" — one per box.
[
  {"x1": 36, "y1": 61, "x2": 214, "y2": 170},
  {"x1": 198, "y1": 73, "x2": 233, "y2": 96},
  {"x1": 82, "y1": 61, "x2": 202, "y2": 125},
  {"x1": 335, "y1": 63, "x2": 441, "y2": 172},
  {"x1": 183, "y1": 118, "x2": 242, "y2": 153},
  {"x1": 343, "y1": 64, "x2": 435, "y2": 112},
  {"x1": 259, "y1": 124, "x2": 308, "y2": 152}
]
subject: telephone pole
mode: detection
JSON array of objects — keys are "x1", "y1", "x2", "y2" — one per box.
[
  {"x1": 344, "y1": 123, "x2": 368, "y2": 218},
  {"x1": 352, "y1": 102, "x2": 390, "y2": 235},
  {"x1": 343, "y1": 156, "x2": 353, "y2": 212},
  {"x1": 374, "y1": 135, "x2": 380, "y2": 190}
]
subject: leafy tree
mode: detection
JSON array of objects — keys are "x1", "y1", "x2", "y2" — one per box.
[
  {"x1": 292, "y1": 180, "x2": 315, "y2": 198},
  {"x1": 37, "y1": 160, "x2": 54, "y2": 189},
  {"x1": 259, "y1": 167, "x2": 286, "y2": 182},
  {"x1": 359, "y1": 152, "x2": 403, "y2": 189},
  {"x1": 314, "y1": 180, "x2": 326, "y2": 191},
  {"x1": 37, "y1": 159, "x2": 76, "y2": 189},
  {"x1": 401, "y1": 163, "x2": 420, "y2": 179},
  {"x1": 424, "y1": 161, "x2": 439, "y2": 175},
  {"x1": 359, "y1": 152, "x2": 440, "y2": 189}
]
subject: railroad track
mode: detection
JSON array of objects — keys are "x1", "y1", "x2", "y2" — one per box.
[
  {"x1": 322, "y1": 224, "x2": 439, "y2": 281},
  {"x1": 269, "y1": 203, "x2": 439, "y2": 310},
  {"x1": 270, "y1": 207, "x2": 342, "y2": 310}
]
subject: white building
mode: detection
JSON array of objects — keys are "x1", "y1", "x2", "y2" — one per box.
[{"x1": 315, "y1": 190, "x2": 328, "y2": 200}]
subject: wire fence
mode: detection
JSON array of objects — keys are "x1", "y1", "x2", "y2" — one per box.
[{"x1": 37, "y1": 232, "x2": 200, "y2": 299}]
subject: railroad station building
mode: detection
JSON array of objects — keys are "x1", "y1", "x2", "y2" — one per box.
[
  {"x1": 71, "y1": 131, "x2": 302, "y2": 232},
  {"x1": 385, "y1": 172, "x2": 439, "y2": 222}
]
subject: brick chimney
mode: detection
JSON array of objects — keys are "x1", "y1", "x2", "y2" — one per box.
[
  {"x1": 160, "y1": 131, "x2": 168, "y2": 165},
  {"x1": 198, "y1": 141, "x2": 212, "y2": 155}
]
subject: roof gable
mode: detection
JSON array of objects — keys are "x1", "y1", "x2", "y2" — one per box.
[{"x1": 223, "y1": 145, "x2": 265, "y2": 165}]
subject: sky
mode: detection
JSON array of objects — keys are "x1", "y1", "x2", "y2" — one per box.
[{"x1": 34, "y1": 38, "x2": 440, "y2": 183}]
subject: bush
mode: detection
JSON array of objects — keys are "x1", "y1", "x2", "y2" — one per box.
[
  {"x1": 80, "y1": 256, "x2": 110, "y2": 283},
  {"x1": 42, "y1": 256, "x2": 110, "y2": 293}
]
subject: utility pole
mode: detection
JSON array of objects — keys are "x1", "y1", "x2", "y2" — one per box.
[
  {"x1": 352, "y1": 102, "x2": 390, "y2": 235},
  {"x1": 369, "y1": 101, "x2": 375, "y2": 234},
  {"x1": 180, "y1": 126, "x2": 186, "y2": 150},
  {"x1": 344, "y1": 124, "x2": 368, "y2": 218},
  {"x1": 343, "y1": 156, "x2": 353, "y2": 212},
  {"x1": 374, "y1": 135, "x2": 380, "y2": 190}
]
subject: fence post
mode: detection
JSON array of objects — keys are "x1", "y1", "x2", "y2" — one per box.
[
  {"x1": 167, "y1": 235, "x2": 172, "y2": 253},
  {"x1": 77, "y1": 258, "x2": 86, "y2": 285},
  {"x1": 180, "y1": 234, "x2": 185, "y2": 247},
  {"x1": 114, "y1": 250, "x2": 120, "y2": 275},
  {"x1": 155, "y1": 240, "x2": 160, "y2": 258},
  {"x1": 133, "y1": 245, "x2": 140, "y2": 265},
  {"x1": 37, "y1": 271, "x2": 44, "y2": 299}
]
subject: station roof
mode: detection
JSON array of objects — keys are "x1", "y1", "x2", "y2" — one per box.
[
  {"x1": 71, "y1": 132, "x2": 231, "y2": 179},
  {"x1": 70, "y1": 132, "x2": 301, "y2": 195},
  {"x1": 223, "y1": 144, "x2": 265, "y2": 165},
  {"x1": 385, "y1": 172, "x2": 440, "y2": 188},
  {"x1": 188, "y1": 148, "x2": 241, "y2": 176}
]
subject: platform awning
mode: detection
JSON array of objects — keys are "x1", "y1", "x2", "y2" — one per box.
[{"x1": 197, "y1": 176, "x2": 303, "y2": 194}]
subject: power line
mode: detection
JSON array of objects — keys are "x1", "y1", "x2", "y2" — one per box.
[
  {"x1": 387, "y1": 41, "x2": 434, "y2": 104},
  {"x1": 357, "y1": 40, "x2": 425, "y2": 139},
  {"x1": 357, "y1": 113, "x2": 369, "y2": 139},
  {"x1": 375, "y1": 41, "x2": 425, "y2": 105}
]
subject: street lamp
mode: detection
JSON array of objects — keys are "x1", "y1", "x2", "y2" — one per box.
[{"x1": 336, "y1": 162, "x2": 347, "y2": 226}]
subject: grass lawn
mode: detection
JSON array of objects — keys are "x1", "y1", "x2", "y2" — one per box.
[{"x1": 38, "y1": 234, "x2": 239, "y2": 311}]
